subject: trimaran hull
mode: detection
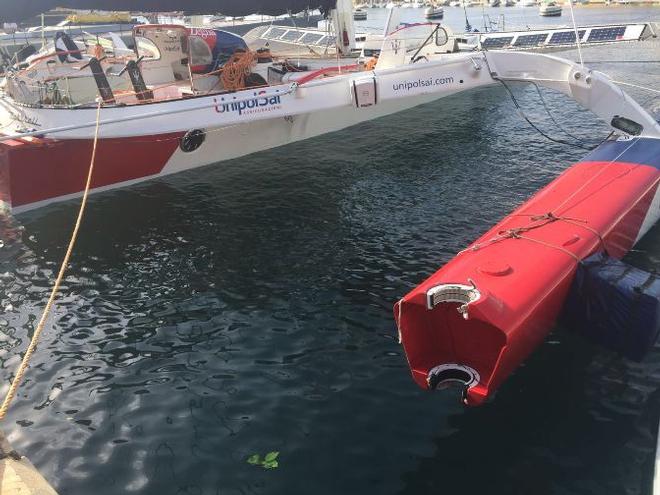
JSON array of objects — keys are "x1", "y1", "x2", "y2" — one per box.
[
  {"x1": 3, "y1": 48, "x2": 658, "y2": 214},
  {"x1": 395, "y1": 137, "x2": 660, "y2": 405},
  {"x1": 0, "y1": 54, "x2": 491, "y2": 212},
  {"x1": 1, "y1": 92, "x2": 450, "y2": 212},
  {"x1": 2, "y1": 46, "x2": 659, "y2": 214}
]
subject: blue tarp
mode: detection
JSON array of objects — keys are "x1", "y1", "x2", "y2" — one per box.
[
  {"x1": 212, "y1": 31, "x2": 248, "y2": 68},
  {"x1": 562, "y1": 252, "x2": 660, "y2": 361}
]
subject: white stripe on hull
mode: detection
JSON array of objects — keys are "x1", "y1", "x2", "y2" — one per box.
[{"x1": 635, "y1": 179, "x2": 660, "y2": 244}]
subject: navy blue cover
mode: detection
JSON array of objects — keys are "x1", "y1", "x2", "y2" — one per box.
[
  {"x1": 562, "y1": 252, "x2": 660, "y2": 361},
  {"x1": 212, "y1": 30, "x2": 248, "y2": 68}
]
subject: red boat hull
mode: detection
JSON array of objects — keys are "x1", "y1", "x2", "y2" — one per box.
[
  {"x1": 0, "y1": 133, "x2": 184, "y2": 211},
  {"x1": 394, "y1": 137, "x2": 660, "y2": 405}
]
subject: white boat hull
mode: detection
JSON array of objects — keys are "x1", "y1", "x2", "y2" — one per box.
[
  {"x1": 0, "y1": 54, "x2": 492, "y2": 212},
  {"x1": 2, "y1": 51, "x2": 659, "y2": 213}
]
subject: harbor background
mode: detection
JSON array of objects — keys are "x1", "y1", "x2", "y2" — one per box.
[
  {"x1": 354, "y1": 3, "x2": 660, "y2": 31},
  {"x1": 0, "y1": 6, "x2": 659, "y2": 495}
]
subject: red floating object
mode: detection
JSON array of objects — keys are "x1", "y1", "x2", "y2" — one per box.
[{"x1": 394, "y1": 137, "x2": 660, "y2": 405}]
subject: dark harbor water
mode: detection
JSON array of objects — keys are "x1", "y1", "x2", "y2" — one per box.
[{"x1": 0, "y1": 8, "x2": 659, "y2": 495}]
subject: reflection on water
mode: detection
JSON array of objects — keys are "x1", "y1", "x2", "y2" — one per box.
[{"x1": 0, "y1": 16, "x2": 658, "y2": 495}]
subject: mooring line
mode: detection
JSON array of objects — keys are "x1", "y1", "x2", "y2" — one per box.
[
  {"x1": 611, "y1": 80, "x2": 660, "y2": 95},
  {"x1": 0, "y1": 100, "x2": 102, "y2": 421}
]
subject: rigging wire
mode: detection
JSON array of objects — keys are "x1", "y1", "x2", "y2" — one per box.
[
  {"x1": 566, "y1": 0, "x2": 584, "y2": 68},
  {"x1": 531, "y1": 82, "x2": 592, "y2": 147},
  {"x1": 611, "y1": 80, "x2": 660, "y2": 95},
  {"x1": 584, "y1": 60, "x2": 660, "y2": 65},
  {"x1": 498, "y1": 79, "x2": 596, "y2": 151}
]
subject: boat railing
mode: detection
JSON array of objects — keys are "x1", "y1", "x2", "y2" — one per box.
[
  {"x1": 5, "y1": 47, "x2": 387, "y2": 109},
  {"x1": 4, "y1": 77, "x2": 75, "y2": 107},
  {"x1": 27, "y1": 48, "x2": 87, "y2": 66}
]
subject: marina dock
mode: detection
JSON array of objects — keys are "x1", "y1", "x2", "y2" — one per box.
[{"x1": 0, "y1": 431, "x2": 57, "y2": 494}]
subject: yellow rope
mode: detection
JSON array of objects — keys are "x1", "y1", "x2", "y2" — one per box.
[{"x1": 0, "y1": 100, "x2": 103, "y2": 421}]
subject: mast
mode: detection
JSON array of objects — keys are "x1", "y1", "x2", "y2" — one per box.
[{"x1": 332, "y1": 0, "x2": 356, "y2": 56}]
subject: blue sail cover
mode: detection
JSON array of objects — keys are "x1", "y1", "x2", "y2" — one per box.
[
  {"x1": 562, "y1": 252, "x2": 660, "y2": 361},
  {"x1": 1, "y1": 1, "x2": 337, "y2": 23}
]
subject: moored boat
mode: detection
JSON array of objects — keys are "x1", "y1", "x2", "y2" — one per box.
[
  {"x1": 0, "y1": 1, "x2": 656, "y2": 215},
  {"x1": 424, "y1": 6, "x2": 444, "y2": 18},
  {"x1": 539, "y1": 0, "x2": 562, "y2": 16},
  {"x1": 65, "y1": 10, "x2": 132, "y2": 24},
  {"x1": 0, "y1": 12, "x2": 482, "y2": 212},
  {"x1": 394, "y1": 135, "x2": 660, "y2": 405}
]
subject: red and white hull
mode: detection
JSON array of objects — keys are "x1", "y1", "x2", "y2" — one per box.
[
  {"x1": 1, "y1": 51, "x2": 659, "y2": 213},
  {"x1": 394, "y1": 136, "x2": 660, "y2": 406},
  {"x1": 0, "y1": 54, "x2": 491, "y2": 212},
  {"x1": 0, "y1": 92, "x2": 463, "y2": 212}
]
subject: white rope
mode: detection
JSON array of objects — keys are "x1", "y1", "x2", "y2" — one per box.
[
  {"x1": 553, "y1": 137, "x2": 640, "y2": 214},
  {"x1": 612, "y1": 80, "x2": 660, "y2": 95},
  {"x1": 566, "y1": 0, "x2": 584, "y2": 68},
  {"x1": 497, "y1": 77, "x2": 568, "y2": 84}
]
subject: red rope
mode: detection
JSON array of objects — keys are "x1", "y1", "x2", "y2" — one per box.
[{"x1": 296, "y1": 64, "x2": 360, "y2": 86}]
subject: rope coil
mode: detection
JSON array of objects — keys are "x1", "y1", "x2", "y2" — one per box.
[{"x1": 220, "y1": 50, "x2": 258, "y2": 92}]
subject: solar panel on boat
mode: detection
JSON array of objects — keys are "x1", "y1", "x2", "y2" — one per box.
[
  {"x1": 266, "y1": 27, "x2": 287, "y2": 39},
  {"x1": 587, "y1": 26, "x2": 626, "y2": 42},
  {"x1": 280, "y1": 30, "x2": 304, "y2": 42},
  {"x1": 482, "y1": 36, "x2": 513, "y2": 48},
  {"x1": 514, "y1": 34, "x2": 548, "y2": 47},
  {"x1": 548, "y1": 30, "x2": 585, "y2": 44},
  {"x1": 315, "y1": 35, "x2": 333, "y2": 46},
  {"x1": 300, "y1": 32, "x2": 323, "y2": 44}
]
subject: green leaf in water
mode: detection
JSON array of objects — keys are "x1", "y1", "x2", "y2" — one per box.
[
  {"x1": 247, "y1": 451, "x2": 280, "y2": 469},
  {"x1": 264, "y1": 451, "x2": 279, "y2": 462}
]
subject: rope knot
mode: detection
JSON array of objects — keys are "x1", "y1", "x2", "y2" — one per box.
[
  {"x1": 531, "y1": 211, "x2": 558, "y2": 222},
  {"x1": 499, "y1": 228, "x2": 523, "y2": 239}
]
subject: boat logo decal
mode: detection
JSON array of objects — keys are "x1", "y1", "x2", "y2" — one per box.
[
  {"x1": 392, "y1": 76, "x2": 455, "y2": 92},
  {"x1": 12, "y1": 107, "x2": 40, "y2": 127},
  {"x1": 213, "y1": 91, "x2": 282, "y2": 116}
]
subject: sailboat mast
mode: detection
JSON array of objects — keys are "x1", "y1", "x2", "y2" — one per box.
[{"x1": 332, "y1": 0, "x2": 356, "y2": 55}]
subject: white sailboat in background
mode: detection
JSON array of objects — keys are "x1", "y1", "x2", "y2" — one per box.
[
  {"x1": 539, "y1": 0, "x2": 562, "y2": 15},
  {"x1": 424, "y1": 5, "x2": 444, "y2": 18}
]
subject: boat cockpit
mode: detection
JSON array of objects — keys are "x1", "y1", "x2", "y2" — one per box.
[{"x1": 0, "y1": 22, "x2": 454, "y2": 109}]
